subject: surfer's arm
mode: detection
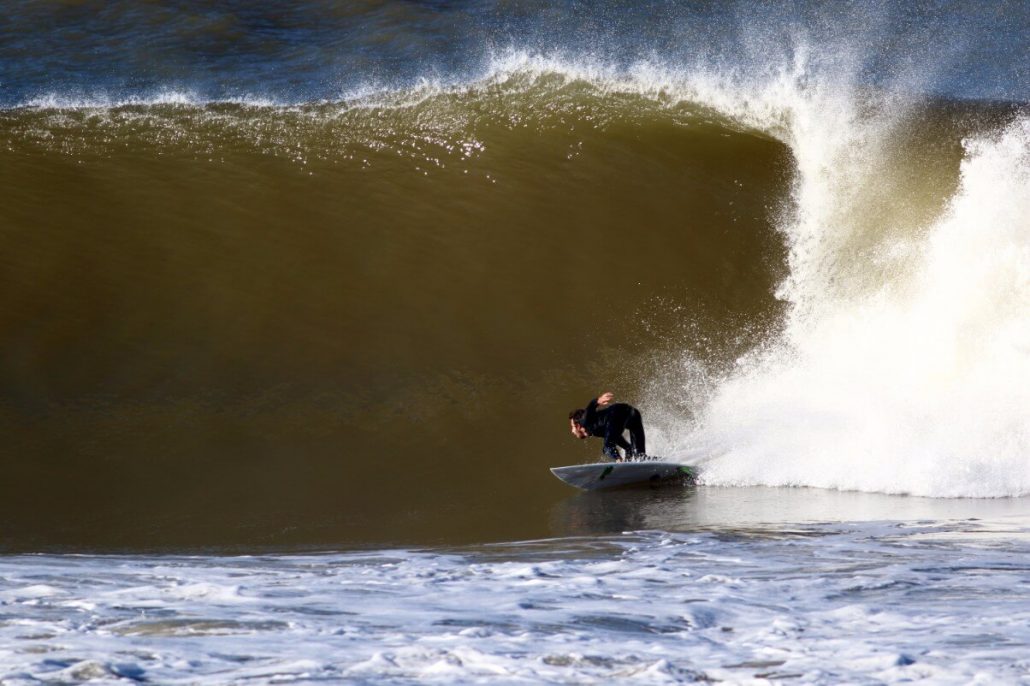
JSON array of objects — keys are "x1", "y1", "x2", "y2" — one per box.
[
  {"x1": 582, "y1": 391, "x2": 614, "y2": 425},
  {"x1": 582, "y1": 397, "x2": 600, "y2": 426}
]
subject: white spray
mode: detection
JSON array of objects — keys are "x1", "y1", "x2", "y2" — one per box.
[{"x1": 693, "y1": 110, "x2": 1030, "y2": 497}]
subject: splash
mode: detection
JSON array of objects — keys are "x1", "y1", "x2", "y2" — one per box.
[{"x1": 694, "y1": 116, "x2": 1030, "y2": 497}]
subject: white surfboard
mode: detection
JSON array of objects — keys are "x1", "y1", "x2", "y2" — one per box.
[{"x1": 550, "y1": 459, "x2": 697, "y2": 490}]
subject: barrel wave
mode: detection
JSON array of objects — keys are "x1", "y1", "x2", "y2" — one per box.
[
  {"x1": 0, "y1": 1, "x2": 1027, "y2": 550},
  {"x1": 0, "y1": 68, "x2": 792, "y2": 549}
]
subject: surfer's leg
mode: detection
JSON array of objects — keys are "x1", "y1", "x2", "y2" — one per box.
[
  {"x1": 615, "y1": 435, "x2": 632, "y2": 458},
  {"x1": 627, "y1": 410, "x2": 646, "y2": 457},
  {"x1": 605, "y1": 432, "x2": 632, "y2": 461}
]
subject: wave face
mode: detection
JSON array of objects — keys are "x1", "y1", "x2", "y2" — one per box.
[
  {"x1": 0, "y1": 1, "x2": 1028, "y2": 549},
  {"x1": 0, "y1": 77, "x2": 791, "y2": 550}
]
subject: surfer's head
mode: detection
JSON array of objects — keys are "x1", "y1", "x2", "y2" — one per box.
[{"x1": 568, "y1": 409, "x2": 588, "y2": 439}]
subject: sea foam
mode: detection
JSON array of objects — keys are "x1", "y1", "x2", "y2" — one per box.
[
  {"x1": 2, "y1": 522, "x2": 1029, "y2": 683},
  {"x1": 692, "y1": 111, "x2": 1030, "y2": 497}
]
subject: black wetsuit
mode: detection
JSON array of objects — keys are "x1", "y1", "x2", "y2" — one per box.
[{"x1": 578, "y1": 398, "x2": 646, "y2": 461}]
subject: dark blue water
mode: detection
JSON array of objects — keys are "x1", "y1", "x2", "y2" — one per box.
[{"x1": 2, "y1": 0, "x2": 1027, "y2": 107}]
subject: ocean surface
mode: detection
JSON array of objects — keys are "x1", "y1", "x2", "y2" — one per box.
[{"x1": 2, "y1": 0, "x2": 1029, "y2": 682}]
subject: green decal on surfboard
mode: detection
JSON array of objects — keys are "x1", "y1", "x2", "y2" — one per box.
[{"x1": 599, "y1": 465, "x2": 614, "y2": 480}]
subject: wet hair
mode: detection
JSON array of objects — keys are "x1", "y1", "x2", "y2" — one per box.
[{"x1": 568, "y1": 408, "x2": 585, "y2": 423}]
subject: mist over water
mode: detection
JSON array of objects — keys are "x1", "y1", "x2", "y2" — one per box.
[{"x1": 1, "y1": 1, "x2": 1028, "y2": 550}]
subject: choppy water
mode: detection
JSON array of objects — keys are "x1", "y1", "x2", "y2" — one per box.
[
  {"x1": 3, "y1": 1, "x2": 1030, "y2": 681},
  {"x1": 4, "y1": 517, "x2": 1030, "y2": 684}
]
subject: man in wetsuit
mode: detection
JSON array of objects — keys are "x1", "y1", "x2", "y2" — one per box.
[{"x1": 568, "y1": 391, "x2": 646, "y2": 461}]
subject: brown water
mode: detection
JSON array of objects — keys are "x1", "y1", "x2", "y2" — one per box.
[
  {"x1": 1, "y1": 58, "x2": 1009, "y2": 550},
  {"x1": 0, "y1": 89, "x2": 799, "y2": 550}
]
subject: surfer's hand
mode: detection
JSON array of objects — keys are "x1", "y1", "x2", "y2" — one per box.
[{"x1": 598, "y1": 391, "x2": 615, "y2": 406}]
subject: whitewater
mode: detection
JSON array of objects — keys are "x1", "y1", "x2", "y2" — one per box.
[{"x1": 3, "y1": 519, "x2": 1030, "y2": 684}]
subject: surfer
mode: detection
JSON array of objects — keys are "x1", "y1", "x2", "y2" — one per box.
[{"x1": 568, "y1": 391, "x2": 646, "y2": 461}]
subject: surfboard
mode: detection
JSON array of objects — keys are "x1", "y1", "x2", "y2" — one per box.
[{"x1": 550, "y1": 459, "x2": 697, "y2": 490}]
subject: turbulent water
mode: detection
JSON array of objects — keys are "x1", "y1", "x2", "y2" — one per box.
[
  {"x1": 2, "y1": 1, "x2": 1029, "y2": 682},
  {"x1": 4, "y1": 519, "x2": 1030, "y2": 684}
]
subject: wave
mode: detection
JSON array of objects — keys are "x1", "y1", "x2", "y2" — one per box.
[
  {"x1": 0, "y1": 38, "x2": 1027, "y2": 550},
  {"x1": 0, "y1": 59, "x2": 798, "y2": 549}
]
